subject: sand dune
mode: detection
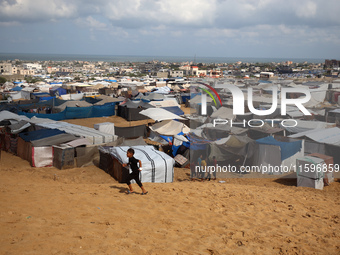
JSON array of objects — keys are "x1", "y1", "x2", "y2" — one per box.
[{"x1": 1, "y1": 151, "x2": 339, "y2": 254}]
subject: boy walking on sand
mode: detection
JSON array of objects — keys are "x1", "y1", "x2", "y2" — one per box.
[{"x1": 122, "y1": 148, "x2": 148, "y2": 195}]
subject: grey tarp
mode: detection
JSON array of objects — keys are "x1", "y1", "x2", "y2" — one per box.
[
  {"x1": 75, "y1": 146, "x2": 100, "y2": 167},
  {"x1": 53, "y1": 101, "x2": 93, "y2": 113},
  {"x1": 114, "y1": 125, "x2": 147, "y2": 138},
  {"x1": 209, "y1": 135, "x2": 256, "y2": 161},
  {"x1": 121, "y1": 136, "x2": 147, "y2": 146},
  {"x1": 8, "y1": 120, "x2": 31, "y2": 134},
  {"x1": 31, "y1": 133, "x2": 78, "y2": 147}
]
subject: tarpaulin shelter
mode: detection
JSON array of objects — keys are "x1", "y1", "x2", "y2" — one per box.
[
  {"x1": 117, "y1": 100, "x2": 155, "y2": 121},
  {"x1": 208, "y1": 135, "x2": 256, "y2": 170},
  {"x1": 114, "y1": 124, "x2": 147, "y2": 139},
  {"x1": 17, "y1": 128, "x2": 77, "y2": 167},
  {"x1": 142, "y1": 93, "x2": 165, "y2": 102},
  {"x1": 53, "y1": 100, "x2": 92, "y2": 113},
  {"x1": 18, "y1": 103, "x2": 117, "y2": 121},
  {"x1": 50, "y1": 86, "x2": 67, "y2": 96},
  {"x1": 11, "y1": 86, "x2": 23, "y2": 91},
  {"x1": 289, "y1": 127, "x2": 340, "y2": 166},
  {"x1": 98, "y1": 145, "x2": 175, "y2": 183},
  {"x1": 253, "y1": 136, "x2": 304, "y2": 174},
  {"x1": 37, "y1": 122, "x2": 116, "y2": 144}
]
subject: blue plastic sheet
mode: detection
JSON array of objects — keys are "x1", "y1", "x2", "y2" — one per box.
[{"x1": 256, "y1": 136, "x2": 302, "y2": 161}]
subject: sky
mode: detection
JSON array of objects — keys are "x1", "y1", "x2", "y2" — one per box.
[{"x1": 0, "y1": 0, "x2": 339, "y2": 59}]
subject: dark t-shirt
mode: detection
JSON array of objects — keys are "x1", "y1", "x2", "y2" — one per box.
[{"x1": 128, "y1": 156, "x2": 140, "y2": 174}]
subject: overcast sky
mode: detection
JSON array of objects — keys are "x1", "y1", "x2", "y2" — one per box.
[{"x1": 0, "y1": 0, "x2": 339, "y2": 59}]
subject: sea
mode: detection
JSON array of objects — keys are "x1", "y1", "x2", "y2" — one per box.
[{"x1": 0, "y1": 52, "x2": 324, "y2": 64}]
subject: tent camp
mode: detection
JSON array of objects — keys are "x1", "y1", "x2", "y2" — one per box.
[{"x1": 98, "y1": 145, "x2": 175, "y2": 183}]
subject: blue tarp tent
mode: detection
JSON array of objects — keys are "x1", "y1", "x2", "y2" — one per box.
[
  {"x1": 256, "y1": 136, "x2": 302, "y2": 161},
  {"x1": 11, "y1": 86, "x2": 23, "y2": 91},
  {"x1": 50, "y1": 86, "x2": 67, "y2": 96},
  {"x1": 19, "y1": 129, "x2": 65, "y2": 142},
  {"x1": 18, "y1": 102, "x2": 117, "y2": 121}
]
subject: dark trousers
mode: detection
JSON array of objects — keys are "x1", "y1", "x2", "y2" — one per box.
[{"x1": 126, "y1": 172, "x2": 143, "y2": 187}]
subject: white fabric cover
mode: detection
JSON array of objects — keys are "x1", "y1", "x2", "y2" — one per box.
[
  {"x1": 100, "y1": 145, "x2": 175, "y2": 183},
  {"x1": 94, "y1": 122, "x2": 115, "y2": 136},
  {"x1": 32, "y1": 147, "x2": 54, "y2": 167},
  {"x1": 150, "y1": 120, "x2": 190, "y2": 136},
  {"x1": 289, "y1": 127, "x2": 340, "y2": 145},
  {"x1": 139, "y1": 108, "x2": 185, "y2": 121},
  {"x1": 210, "y1": 106, "x2": 235, "y2": 120},
  {"x1": 282, "y1": 120, "x2": 336, "y2": 134}
]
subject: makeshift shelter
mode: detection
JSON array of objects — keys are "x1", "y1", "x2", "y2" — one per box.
[
  {"x1": 142, "y1": 93, "x2": 165, "y2": 102},
  {"x1": 208, "y1": 135, "x2": 256, "y2": 165},
  {"x1": 53, "y1": 100, "x2": 92, "y2": 113},
  {"x1": 37, "y1": 122, "x2": 116, "y2": 144},
  {"x1": 17, "y1": 129, "x2": 77, "y2": 167},
  {"x1": 117, "y1": 100, "x2": 155, "y2": 121},
  {"x1": 98, "y1": 146, "x2": 175, "y2": 183},
  {"x1": 253, "y1": 136, "x2": 304, "y2": 174},
  {"x1": 50, "y1": 86, "x2": 67, "y2": 96},
  {"x1": 289, "y1": 127, "x2": 340, "y2": 166},
  {"x1": 114, "y1": 125, "x2": 147, "y2": 139},
  {"x1": 248, "y1": 123, "x2": 284, "y2": 140},
  {"x1": 93, "y1": 95, "x2": 123, "y2": 106}
]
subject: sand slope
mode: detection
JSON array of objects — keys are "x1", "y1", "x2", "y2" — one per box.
[{"x1": 1, "y1": 151, "x2": 339, "y2": 255}]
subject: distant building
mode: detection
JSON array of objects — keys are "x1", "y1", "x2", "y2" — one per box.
[
  {"x1": 157, "y1": 71, "x2": 169, "y2": 78},
  {"x1": 0, "y1": 63, "x2": 13, "y2": 75},
  {"x1": 325, "y1": 59, "x2": 340, "y2": 68},
  {"x1": 23, "y1": 63, "x2": 42, "y2": 70},
  {"x1": 260, "y1": 72, "x2": 274, "y2": 78},
  {"x1": 170, "y1": 70, "x2": 184, "y2": 77}
]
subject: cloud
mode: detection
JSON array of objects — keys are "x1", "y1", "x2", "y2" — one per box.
[
  {"x1": 1, "y1": 0, "x2": 339, "y2": 58},
  {"x1": 75, "y1": 16, "x2": 107, "y2": 30}
]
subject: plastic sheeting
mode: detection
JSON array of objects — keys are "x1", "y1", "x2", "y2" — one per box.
[
  {"x1": 18, "y1": 103, "x2": 116, "y2": 121},
  {"x1": 114, "y1": 125, "x2": 147, "y2": 139},
  {"x1": 31, "y1": 147, "x2": 54, "y2": 167}
]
